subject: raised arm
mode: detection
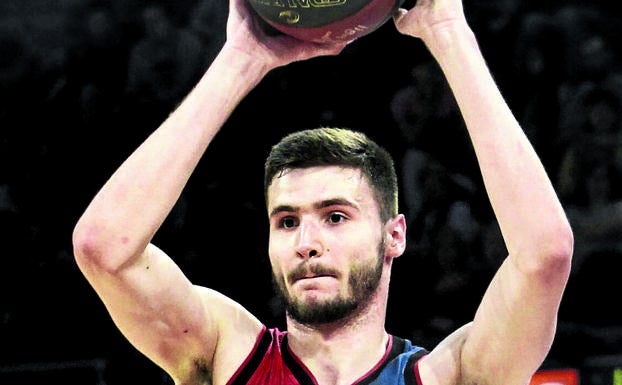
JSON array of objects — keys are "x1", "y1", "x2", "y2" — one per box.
[
  {"x1": 72, "y1": 0, "x2": 346, "y2": 382},
  {"x1": 393, "y1": 1, "x2": 573, "y2": 384}
]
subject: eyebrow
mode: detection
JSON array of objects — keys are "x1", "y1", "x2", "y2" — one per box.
[{"x1": 269, "y1": 198, "x2": 358, "y2": 218}]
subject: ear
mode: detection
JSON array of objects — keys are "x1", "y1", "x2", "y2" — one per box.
[{"x1": 385, "y1": 214, "x2": 406, "y2": 259}]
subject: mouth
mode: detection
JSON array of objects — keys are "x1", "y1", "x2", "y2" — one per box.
[
  {"x1": 292, "y1": 274, "x2": 337, "y2": 292},
  {"x1": 299, "y1": 273, "x2": 333, "y2": 280},
  {"x1": 289, "y1": 265, "x2": 337, "y2": 284}
]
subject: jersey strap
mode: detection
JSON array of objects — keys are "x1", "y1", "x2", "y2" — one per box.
[{"x1": 227, "y1": 327, "x2": 428, "y2": 385}]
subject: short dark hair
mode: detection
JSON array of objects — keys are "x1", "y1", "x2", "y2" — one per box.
[{"x1": 264, "y1": 127, "x2": 398, "y2": 222}]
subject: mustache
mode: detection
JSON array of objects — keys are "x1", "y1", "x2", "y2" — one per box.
[{"x1": 288, "y1": 263, "x2": 339, "y2": 284}]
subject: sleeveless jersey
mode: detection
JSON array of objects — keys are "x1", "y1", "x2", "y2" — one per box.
[{"x1": 226, "y1": 326, "x2": 428, "y2": 385}]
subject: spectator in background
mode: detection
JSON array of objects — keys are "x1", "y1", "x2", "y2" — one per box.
[
  {"x1": 0, "y1": 17, "x2": 37, "y2": 95},
  {"x1": 554, "y1": 4, "x2": 617, "y2": 85},
  {"x1": 126, "y1": 4, "x2": 205, "y2": 108},
  {"x1": 512, "y1": 11, "x2": 567, "y2": 172},
  {"x1": 556, "y1": 81, "x2": 622, "y2": 274},
  {"x1": 64, "y1": 4, "x2": 129, "y2": 128},
  {"x1": 464, "y1": 0, "x2": 523, "y2": 95},
  {"x1": 187, "y1": 0, "x2": 228, "y2": 64}
]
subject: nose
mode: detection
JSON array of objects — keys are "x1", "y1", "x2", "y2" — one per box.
[{"x1": 295, "y1": 220, "x2": 323, "y2": 259}]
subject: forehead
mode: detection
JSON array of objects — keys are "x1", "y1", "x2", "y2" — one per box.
[{"x1": 267, "y1": 165, "x2": 377, "y2": 212}]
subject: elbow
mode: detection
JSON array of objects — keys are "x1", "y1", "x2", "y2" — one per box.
[
  {"x1": 536, "y1": 220, "x2": 574, "y2": 277},
  {"x1": 550, "y1": 220, "x2": 574, "y2": 263},
  {"x1": 72, "y1": 220, "x2": 124, "y2": 274},
  {"x1": 515, "y1": 218, "x2": 574, "y2": 279},
  {"x1": 72, "y1": 221, "x2": 104, "y2": 270}
]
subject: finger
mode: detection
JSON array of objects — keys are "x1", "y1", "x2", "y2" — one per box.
[{"x1": 393, "y1": 8, "x2": 408, "y2": 24}]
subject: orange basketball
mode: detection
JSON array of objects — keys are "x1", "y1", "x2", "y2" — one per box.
[{"x1": 248, "y1": 0, "x2": 404, "y2": 43}]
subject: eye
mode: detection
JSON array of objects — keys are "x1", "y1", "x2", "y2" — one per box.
[
  {"x1": 280, "y1": 216, "x2": 298, "y2": 229},
  {"x1": 327, "y1": 212, "x2": 346, "y2": 224}
]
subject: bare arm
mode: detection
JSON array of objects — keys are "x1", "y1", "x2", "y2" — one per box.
[
  {"x1": 72, "y1": 46, "x2": 266, "y2": 382},
  {"x1": 72, "y1": 0, "x2": 347, "y2": 382},
  {"x1": 394, "y1": 1, "x2": 573, "y2": 384}
]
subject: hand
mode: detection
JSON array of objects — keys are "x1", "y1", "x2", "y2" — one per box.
[
  {"x1": 225, "y1": 0, "x2": 348, "y2": 71},
  {"x1": 393, "y1": 0, "x2": 466, "y2": 41}
]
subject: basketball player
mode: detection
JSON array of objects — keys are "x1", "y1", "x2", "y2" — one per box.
[{"x1": 72, "y1": 0, "x2": 574, "y2": 384}]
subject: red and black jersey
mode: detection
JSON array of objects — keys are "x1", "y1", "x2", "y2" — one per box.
[{"x1": 226, "y1": 326, "x2": 428, "y2": 385}]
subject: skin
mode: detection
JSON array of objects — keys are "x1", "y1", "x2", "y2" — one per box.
[
  {"x1": 268, "y1": 166, "x2": 396, "y2": 326},
  {"x1": 72, "y1": 0, "x2": 574, "y2": 384}
]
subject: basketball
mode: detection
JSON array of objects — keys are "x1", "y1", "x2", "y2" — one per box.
[{"x1": 248, "y1": 0, "x2": 405, "y2": 43}]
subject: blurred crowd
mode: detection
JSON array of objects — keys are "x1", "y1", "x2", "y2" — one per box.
[{"x1": 1, "y1": 0, "x2": 621, "y2": 384}]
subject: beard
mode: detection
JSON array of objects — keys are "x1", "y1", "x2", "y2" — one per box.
[{"x1": 271, "y1": 239, "x2": 386, "y2": 326}]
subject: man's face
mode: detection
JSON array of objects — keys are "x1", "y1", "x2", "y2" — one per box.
[{"x1": 266, "y1": 166, "x2": 388, "y2": 325}]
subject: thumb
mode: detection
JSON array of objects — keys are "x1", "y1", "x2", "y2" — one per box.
[{"x1": 393, "y1": 8, "x2": 411, "y2": 34}]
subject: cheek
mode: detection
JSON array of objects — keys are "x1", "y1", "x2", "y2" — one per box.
[{"x1": 268, "y1": 236, "x2": 288, "y2": 271}]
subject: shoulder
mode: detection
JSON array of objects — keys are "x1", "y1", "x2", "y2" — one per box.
[
  {"x1": 415, "y1": 323, "x2": 471, "y2": 385},
  {"x1": 362, "y1": 335, "x2": 429, "y2": 385},
  {"x1": 193, "y1": 286, "x2": 265, "y2": 384}
]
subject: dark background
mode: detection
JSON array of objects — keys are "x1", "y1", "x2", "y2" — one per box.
[{"x1": 1, "y1": 0, "x2": 622, "y2": 384}]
